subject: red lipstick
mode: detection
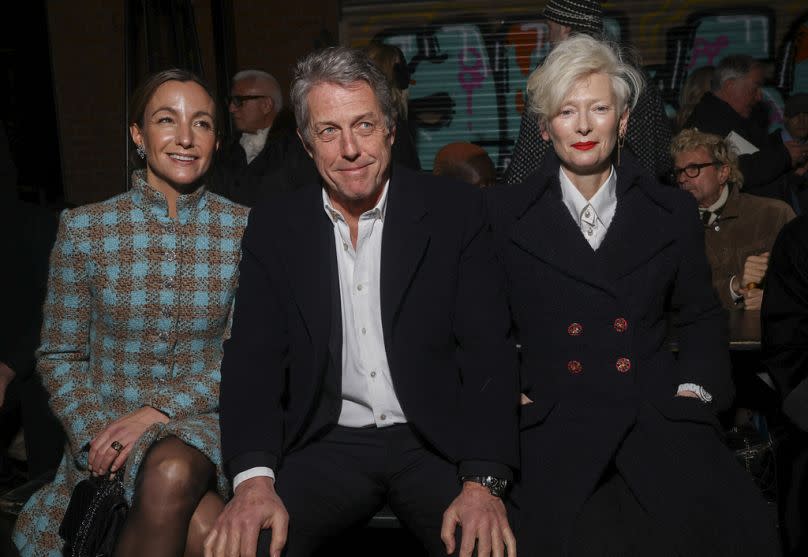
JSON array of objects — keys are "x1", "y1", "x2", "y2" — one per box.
[{"x1": 572, "y1": 142, "x2": 598, "y2": 150}]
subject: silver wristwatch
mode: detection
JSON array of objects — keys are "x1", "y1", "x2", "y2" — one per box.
[{"x1": 460, "y1": 475, "x2": 510, "y2": 498}]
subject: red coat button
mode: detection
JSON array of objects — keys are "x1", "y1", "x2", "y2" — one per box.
[
  {"x1": 613, "y1": 317, "x2": 628, "y2": 333},
  {"x1": 567, "y1": 322, "x2": 583, "y2": 336},
  {"x1": 616, "y1": 357, "x2": 631, "y2": 373},
  {"x1": 567, "y1": 360, "x2": 583, "y2": 374}
]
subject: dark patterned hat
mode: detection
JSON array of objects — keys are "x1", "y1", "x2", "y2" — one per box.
[{"x1": 543, "y1": 0, "x2": 603, "y2": 36}]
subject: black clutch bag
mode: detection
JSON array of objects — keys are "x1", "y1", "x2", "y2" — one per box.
[{"x1": 58, "y1": 472, "x2": 129, "y2": 557}]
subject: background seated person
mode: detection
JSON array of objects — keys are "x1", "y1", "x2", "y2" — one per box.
[
  {"x1": 433, "y1": 142, "x2": 496, "y2": 188},
  {"x1": 684, "y1": 55, "x2": 808, "y2": 206},
  {"x1": 781, "y1": 93, "x2": 808, "y2": 212},
  {"x1": 671, "y1": 128, "x2": 795, "y2": 310}
]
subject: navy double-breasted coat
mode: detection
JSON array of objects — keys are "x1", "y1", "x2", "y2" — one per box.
[{"x1": 489, "y1": 152, "x2": 778, "y2": 556}]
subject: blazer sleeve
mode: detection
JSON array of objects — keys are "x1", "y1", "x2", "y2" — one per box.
[
  {"x1": 219, "y1": 208, "x2": 289, "y2": 478},
  {"x1": 36, "y1": 211, "x2": 114, "y2": 466},
  {"x1": 669, "y1": 197, "x2": 733, "y2": 410},
  {"x1": 762, "y1": 220, "x2": 808, "y2": 430},
  {"x1": 454, "y1": 191, "x2": 520, "y2": 478}
]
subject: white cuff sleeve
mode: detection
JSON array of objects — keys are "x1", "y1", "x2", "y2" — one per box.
[
  {"x1": 677, "y1": 383, "x2": 713, "y2": 402},
  {"x1": 233, "y1": 467, "x2": 275, "y2": 492}
]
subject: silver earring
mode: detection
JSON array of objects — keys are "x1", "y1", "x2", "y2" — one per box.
[{"x1": 136, "y1": 144, "x2": 146, "y2": 159}]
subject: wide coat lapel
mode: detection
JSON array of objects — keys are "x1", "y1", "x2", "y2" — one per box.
[
  {"x1": 508, "y1": 154, "x2": 615, "y2": 297},
  {"x1": 597, "y1": 157, "x2": 677, "y2": 282},
  {"x1": 380, "y1": 166, "x2": 430, "y2": 342},
  {"x1": 284, "y1": 183, "x2": 338, "y2": 352}
]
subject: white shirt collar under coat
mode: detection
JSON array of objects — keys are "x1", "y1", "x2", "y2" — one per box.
[{"x1": 559, "y1": 166, "x2": 617, "y2": 250}]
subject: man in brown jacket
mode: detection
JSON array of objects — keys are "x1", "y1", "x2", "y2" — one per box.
[{"x1": 672, "y1": 129, "x2": 795, "y2": 310}]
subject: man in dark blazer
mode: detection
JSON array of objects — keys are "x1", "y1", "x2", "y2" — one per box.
[{"x1": 206, "y1": 47, "x2": 519, "y2": 557}]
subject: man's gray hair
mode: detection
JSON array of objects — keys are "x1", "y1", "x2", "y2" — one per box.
[
  {"x1": 290, "y1": 46, "x2": 396, "y2": 146},
  {"x1": 232, "y1": 69, "x2": 284, "y2": 112},
  {"x1": 711, "y1": 55, "x2": 762, "y2": 93}
]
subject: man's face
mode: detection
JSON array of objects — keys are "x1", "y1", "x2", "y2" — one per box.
[
  {"x1": 301, "y1": 81, "x2": 394, "y2": 214},
  {"x1": 229, "y1": 78, "x2": 272, "y2": 133},
  {"x1": 725, "y1": 66, "x2": 764, "y2": 119},
  {"x1": 785, "y1": 112, "x2": 808, "y2": 141},
  {"x1": 674, "y1": 146, "x2": 729, "y2": 208}
]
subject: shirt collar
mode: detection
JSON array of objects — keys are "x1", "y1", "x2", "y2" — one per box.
[
  {"x1": 322, "y1": 180, "x2": 389, "y2": 224},
  {"x1": 558, "y1": 165, "x2": 617, "y2": 228},
  {"x1": 130, "y1": 169, "x2": 207, "y2": 224}
]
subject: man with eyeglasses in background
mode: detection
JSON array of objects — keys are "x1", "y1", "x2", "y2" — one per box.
[
  {"x1": 671, "y1": 128, "x2": 794, "y2": 311},
  {"x1": 213, "y1": 70, "x2": 318, "y2": 206}
]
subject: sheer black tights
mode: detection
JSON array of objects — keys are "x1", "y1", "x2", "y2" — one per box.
[{"x1": 114, "y1": 436, "x2": 224, "y2": 557}]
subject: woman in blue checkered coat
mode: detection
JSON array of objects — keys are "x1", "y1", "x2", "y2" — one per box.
[{"x1": 13, "y1": 69, "x2": 249, "y2": 557}]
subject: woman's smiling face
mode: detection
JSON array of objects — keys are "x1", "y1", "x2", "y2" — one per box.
[{"x1": 130, "y1": 79, "x2": 218, "y2": 194}]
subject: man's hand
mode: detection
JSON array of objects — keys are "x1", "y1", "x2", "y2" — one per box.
[
  {"x1": 741, "y1": 252, "x2": 769, "y2": 288},
  {"x1": 204, "y1": 476, "x2": 289, "y2": 557},
  {"x1": 0, "y1": 362, "x2": 15, "y2": 409},
  {"x1": 89, "y1": 405, "x2": 169, "y2": 474},
  {"x1": 676, "y1": 390, "x2": 700, "y2": 399},
  {"x1": 740, "y1": 287, "x2": 764, "y2": 310},
  {"x1": 784, "y1": 140, "x2": 808, "y2": 168},
  {"x1": 441, "y1": 481, "x2": 516, "y2": 557}
]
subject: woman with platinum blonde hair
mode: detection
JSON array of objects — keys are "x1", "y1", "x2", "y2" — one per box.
[{"x1": 489, "y1": 34, "x2": 777, "y2": 556}]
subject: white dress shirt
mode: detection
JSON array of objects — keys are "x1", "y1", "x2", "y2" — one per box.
[
  {"x1": 234, "y1": 181, "x2": 407, "y2": 491},
  {"x1": 559, "y1": 166, "x2": 616, "y2": 251},
  {"x1": 239, "y1": 126, "x2": 270, "y2": 164}
]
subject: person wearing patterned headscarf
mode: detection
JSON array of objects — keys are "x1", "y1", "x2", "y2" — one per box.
[{"x1": 504, "y1": 0, "x2": 673, "y2": 184}]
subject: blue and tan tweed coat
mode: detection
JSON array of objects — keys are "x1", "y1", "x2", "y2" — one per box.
[{"x1": 13, "y1": 171, "x2": 249, "y2": 557}]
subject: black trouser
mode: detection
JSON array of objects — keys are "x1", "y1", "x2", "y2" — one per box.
[{"x1": 257, "y1": 424, "x2": 467, "y2": 557}]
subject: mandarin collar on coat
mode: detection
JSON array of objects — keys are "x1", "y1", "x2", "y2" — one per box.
[{"x1": 130, "y1": 169, "x2": 208, "y2": 224}]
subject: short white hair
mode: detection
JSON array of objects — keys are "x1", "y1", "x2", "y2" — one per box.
[
  {"x1": 526, "y1": 34, "x2": 644, "y2": 127},
  {"x1": 232, "y1": 69, "x2": 284, "y2": 112}
]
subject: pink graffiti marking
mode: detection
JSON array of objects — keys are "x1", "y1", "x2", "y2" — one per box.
[
  {"x1": 458, "y1": 47, "x2": 485, "y2": 131},
  {"x1": 688, "y1": 36, "x2": 729, "y2": 70}
]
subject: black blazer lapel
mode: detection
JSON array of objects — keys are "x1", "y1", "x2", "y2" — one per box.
[
  {"x1": 598, "y1": 172, "x2": 677, "y2": 282},
  {"x1": 380, "y1": 167, "x2": 430, "y2": 341},
  {"x1": 285, "y1": 185, "x2": 338, "y2": 351},
  {"x1": 509, "y1": 174, "x2": 615, "y2": 297}
]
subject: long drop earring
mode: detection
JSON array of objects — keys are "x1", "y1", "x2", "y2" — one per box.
[
  {"x1": 136, "y1": 143, "x2": 146, "y2": 160},
  {"x1": 617, "y1": 132, "x2": 626, "y2": 166}
]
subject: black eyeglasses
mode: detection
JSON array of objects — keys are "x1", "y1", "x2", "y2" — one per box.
[
  {"x1": 670, "y1": 161, "x2": 720, "y2": 180},
  {"x1": 228, "y1": 95, "x2": 267, "y2": 108}
]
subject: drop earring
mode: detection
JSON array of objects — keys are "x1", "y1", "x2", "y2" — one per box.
[{"x1": 136, "y1": 144, "x2": 146, "y2": 160}]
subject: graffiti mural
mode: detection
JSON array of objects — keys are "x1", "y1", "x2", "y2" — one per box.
[
  {"x1": 378, "y1": 17, "x2": 622, "y2": 172},
  {"x1": 688, "y1": 13, "x2": 771, "y2": 71}
]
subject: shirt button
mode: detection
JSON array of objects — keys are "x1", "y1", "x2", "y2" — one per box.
[
  {"x1": 586, "y1": 229, "x2": 594, "y2": 236},
  {"x1": 380, "y1": 414, "x2": 387, "y2": 420},
  {"x1": 361, "y1": 327, "x2": 366, "y2": 335},
  {"x1": 567, "y1": 360, "x2": 583, "y2": 374},
  {"x1": 343, "y1": 243, "x2": 348, "y2": 250},
  {"x1": 370, "y1": 371, "x2": 377, "y2": 378},
  {"x1": 616, "y1": 357, "x2": 631, "y2": 374},
  {"x1": 613, "y1": 318, "x2": 628, "y2": 333},
  {"x1": 357, "y1": 284, "x2": 363, "y2": 291},
  {"x1": 567, "y1": 322, "x2": 583, "y2": 336}
]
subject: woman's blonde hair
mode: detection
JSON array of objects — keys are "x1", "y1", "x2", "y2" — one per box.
[
  {"x1": 526, "y1": 34, "x2": 644, "y2": 127},
  {"x1": 670, "y1": 128, "x2": 744, "y2": 188},
  {"x1": 676, "y1": 66, "x2": 714, "y2": 130}
]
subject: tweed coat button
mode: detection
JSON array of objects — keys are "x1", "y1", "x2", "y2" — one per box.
[
  {"x1": 613, "y1": 318, "x2": 628, "y2": 333},
  {"x1": 616, "y1": 357, "x2": 631, "y2": 373},
  {"x1": 567, "y1": 360, "x2": 583, "y2": 374},
  {"x1": 157, "y1": 331, "x2": 168, "y2": 341},
  {"x1": 567, "y1": 322, "x2": 583, "y2": 336}
]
